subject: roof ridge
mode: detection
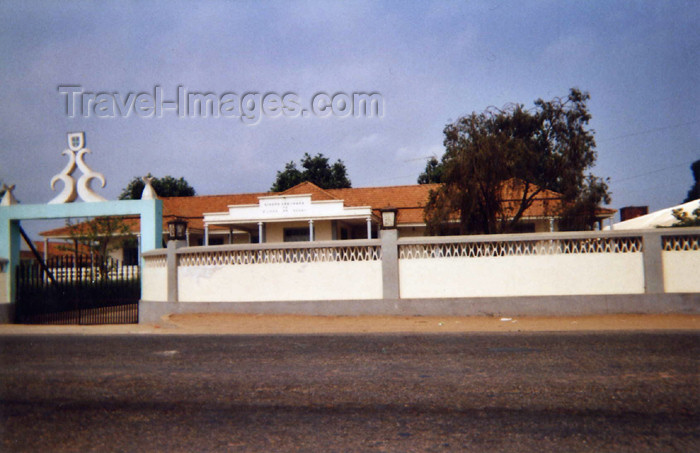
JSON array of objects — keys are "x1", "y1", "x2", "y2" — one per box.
[
  {"x1": 161, "y1": 191, "x2": 271, "y2": 200},
  {"x1": 328, "y1": 183, "x2": 440, "y2": 191},
  {"x1": 278, "y1": 181, "x2": 339, "y2": 200}
]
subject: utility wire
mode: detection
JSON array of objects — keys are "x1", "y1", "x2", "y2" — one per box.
[
  {"x1": 598, "y1": 119, "x2": 699, "y2": 143},
  {"x1": 612, "y1": 160, "x2": 695, "y2": 184}
]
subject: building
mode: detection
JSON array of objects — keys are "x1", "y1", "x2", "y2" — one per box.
[
  {"x1": 39, "y1": 180, "x2": 616, "y2": 253},
  {"x1": 619, "y1": 206, "x2": 649, "y2": 222},
  {"x1": 606, "y1": 199, "x2": 700, "y2": 230}
]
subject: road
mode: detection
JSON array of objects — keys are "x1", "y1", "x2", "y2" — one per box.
[{"x1": 1, "y1": 332, "x2": 698, "y2": 452}]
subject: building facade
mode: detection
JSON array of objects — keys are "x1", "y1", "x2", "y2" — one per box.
[{"x1": 39, "y1": 180, "x2": 616, "y2": 250}]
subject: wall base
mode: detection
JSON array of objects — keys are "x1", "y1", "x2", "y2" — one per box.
[
  {"x1": 140, "y1": 293, "x2": 700, "y2": 323},
  {"x1": 0, "y1": 303, "x2": 14, "y2": 324}
]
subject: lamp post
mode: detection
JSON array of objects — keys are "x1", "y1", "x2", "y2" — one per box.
[
  {"x1": 167, "y1": 218, "x2": 188, "y2": 244},
  {"x1": 380, "y1": 207, "x2": 398, "y2": 230}
]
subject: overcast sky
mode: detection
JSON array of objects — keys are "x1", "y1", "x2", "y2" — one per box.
[{"x1": 1, "y1": 1, "x2": 698, "y2": 230}]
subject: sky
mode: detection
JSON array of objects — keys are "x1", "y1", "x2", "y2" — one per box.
[{"x1": 1, "y1": 0, "x2": 698, "y2": 238}]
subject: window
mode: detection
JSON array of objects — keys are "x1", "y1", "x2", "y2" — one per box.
[
  {"x1": 284, "y1": 227, "x2": 310, "y2": 242},
  {"x1": 513, "y1": 223, "x2": 536, "y2": 233},
  {"x1": 123, "y1": 246, "x2": 139, "y2": 266},
  {"x1": 208, "y1": 236, "x2": 225, "y2": 246}
]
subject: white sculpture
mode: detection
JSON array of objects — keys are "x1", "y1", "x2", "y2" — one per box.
[
  {"x1": 76, "y1": 148, "x2": 107, "y2": 202},
  {"x1": 140, "y1": 175, "x2": 158, "y2": 200},
  {"x1": 1, "y1": 184, "x2": 18, "y2": 206},
  {"x1": 48, "y1": 132, "x2": 107, "y2": 203},
  {"x1": 48, "y1": 149, "x2": 78, "y2": 204}
]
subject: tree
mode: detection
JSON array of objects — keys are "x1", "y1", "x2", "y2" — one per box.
[
  {"x1": 683, "y1": 160, "x2": 700, "y2": 203},
  {"x1": 61, "y1": 217, "x2": 135, "y2": 279},
  {"x1": 417, "y1": 157, "x2": 444, "y2": 184},
  {"x1": 425, "y1": 88, "x2": 610, "y2": 235},
  {"x1": 119, "y1": 174, "x2": 196, "y2": 200},
  {"x1": 671, "y1": 207, "x2": 700, "y2": 227},
  {"x1": 271, "y1": 162, "x2": 304, "y2": 192},
  {"x1": 271, "y1": 153, "x2": 351, "y2": 192}
]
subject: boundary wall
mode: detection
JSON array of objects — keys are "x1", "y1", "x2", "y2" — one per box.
[{"x1": 140, "y1": 228, "x2": 700, "y2": 322}]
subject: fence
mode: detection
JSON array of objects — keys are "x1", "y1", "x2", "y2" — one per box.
[
  {"x1": 140, "y1": 228, "x2": 700, "y2": 320},
  {"x1": 16, "y1": 255, "x2": 140, "y2": 324}
]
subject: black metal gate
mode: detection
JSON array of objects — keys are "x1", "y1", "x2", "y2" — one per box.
[{"x1": 16, "y1": 256, "x2": 140, "y2": 325}]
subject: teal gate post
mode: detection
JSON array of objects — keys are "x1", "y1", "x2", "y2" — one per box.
[{"x1": 0, "y1": 199, "x2": 163, "y2": 323}]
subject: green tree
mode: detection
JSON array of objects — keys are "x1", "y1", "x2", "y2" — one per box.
[
  {"x1": 61, "y1": 217, "x2": 135, "y2": 279},
  {"x1": 425, "y1": 88, "x2": 610, "y2": 235},
  {"x1": 683, "y1": 160, "x2": 700, "y2": 203},
  {"x1": 271, "y1": 153, "x2": 352, "y2": 192},
  {"x1": 119, "y1": 174, "x2": 196, "y2": 200},
  {"x1": 417, "y1": 157, "x2": 444, "y2": 184},
  {"x1": 671, "y1": 207, "x2": 700, "y2": 227}
]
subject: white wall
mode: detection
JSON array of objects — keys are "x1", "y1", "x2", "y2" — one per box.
[
  {"x1": 663, "y1": 251, "x2": 700, "y2": 293},
  {"x1": 399, "y1": 253, "x2": 645, "y2": 298},
  {"x1": 141, "y1": 261, "x2": 167, "y2": 301},
  {"x1": 178, "y1": 260, "x2": 382, "y2": 302},
  {"x1": 139, "y1": 230, "x2": 700, "y2": 306}
]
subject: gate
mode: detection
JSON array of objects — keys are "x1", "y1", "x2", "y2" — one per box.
[{"x1": 16, "y1": 255, "x2": 140, "y2": 325}]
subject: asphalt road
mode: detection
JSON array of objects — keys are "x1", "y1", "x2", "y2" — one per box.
[{"x1": 0, "y1": 332, "x2": 698, "y2": 452}]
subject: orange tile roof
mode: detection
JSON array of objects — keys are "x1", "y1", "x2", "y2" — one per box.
[
  {"x1": 279, "y1": 181, "x2": 339, "y2": 201},
  {"x1": 39, "y1": 181, "x2": 614, "y2": 237},
  {"x1": 20, "y1": 240, "x2": 92, "y2": 260},
  {"x1": 39, "y1": 217, "x2": 141, "y2": 238}
]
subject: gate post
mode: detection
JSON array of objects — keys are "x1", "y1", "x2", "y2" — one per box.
[
  {"x1": 166, "y1": 240, "x2": 186, "y2": 302},
  {"x1": 0, "y1": 199, "x2": 163, "y2": 323},
  {"x1": 0, "y1": 217, "x2": 20, "y2": 322},
  {"x1": 642, "y1": 232, "x2": 665, "y2": 294},
  {"x1": 380, "y1": 229, "x2": 400, "y2": 300}
]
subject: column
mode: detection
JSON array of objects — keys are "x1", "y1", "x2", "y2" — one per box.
[
  {"x1": 366, "y1": 217, "x2": 372, "y2": 239},
  {"x1": 258, "y1": 222, "x2": 264, "y2": 243},
  {"x1": 309, "y1": 220, "x2": 314, "y2": 242},
  {"x1": 380, "y1": 229, "x2": 400, "y2": 300},
  {"x1": 642, "y1": 233, "x2": 664, "y2": 293},
  {"x1": 204, "y1": 225, "x2": 209, "y2": 246}
]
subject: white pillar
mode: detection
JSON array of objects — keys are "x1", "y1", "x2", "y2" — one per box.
[
  {"x1": 204, "y1": 225, "x2": 209, "y2": 246},
  {"x1": 549, "y1": 217, "x2": 555, "y2": 232},
  {"x1": 185, "y1": 229, "x2": 190, "y2": 246},
  {"x1": 258, "y1": 222, "x2": 264, "y2": 243},
  {"x1": 309, "y1": 219, "x2": 314, "y2": 241},
  {"x1": 366, "y1": 217, "x2": 372, "y2": 239}
]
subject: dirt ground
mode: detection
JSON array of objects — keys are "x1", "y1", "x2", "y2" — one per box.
[{"x1": 0, "y1": 312, "x2": 697, "y2": 335}]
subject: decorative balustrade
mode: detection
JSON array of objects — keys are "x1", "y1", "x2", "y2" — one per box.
[
  {"x1": 662, "y1": 234, "x2": 700, "y2": 251},
  {"x1": 399, "y1": 236, "x2": 643, "y2": 259},
  {"x1": 142, "y1": 253, "x2": 167, "y2": 268},
  {"x1": 178, "y1": 244, "x2": 381, "y2": 267}
]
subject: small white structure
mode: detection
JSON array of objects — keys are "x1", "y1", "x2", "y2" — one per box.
[
  {"x1": 49, "y1": 132, "x2": 107, "y2": 204},
  {"x1": 606, "y1": 199, "x2": 700, "y2": 230},
  {"x1": 204, "y1": 192, "x2": 375, "y2": 243}
]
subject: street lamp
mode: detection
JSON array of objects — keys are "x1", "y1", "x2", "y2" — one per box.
[
  {"x1": 167, "y1": 218, "x2": 188, "y2": 241},
  {"x1": 380, "y1": 207, "x2": 398, "y2": 229}
]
